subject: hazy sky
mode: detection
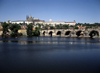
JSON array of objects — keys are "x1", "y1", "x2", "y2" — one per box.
[{"x1": 0, "y1": 0, "x2": 100, "y2": 23}]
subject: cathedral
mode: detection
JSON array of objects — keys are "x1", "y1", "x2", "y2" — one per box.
[{"x1": 26, "y1": 15, "x2": 34, "y2": 21}]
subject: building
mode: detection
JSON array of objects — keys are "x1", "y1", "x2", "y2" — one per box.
[
  {"x1": 7, "y1": 15, "x2": 76, "y2": 27},
  {"x1": 9, "y1": 15, "x2": 45, "y2": 25},
  {"x1": 44, "y1": 19, "x2": 76, "y2": 26},
  {"x1": 11, "y1": 20, "x2": 33, "y2": 24}
]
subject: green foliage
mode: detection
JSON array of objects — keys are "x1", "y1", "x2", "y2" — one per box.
[
  {"x1": 32, "y1": 27, "x2": 40, "y2": 36},
  {"x1": 10, "y1": 32, "x2": 17, "y2": 37},
  {"x1": 55, "y1": 24, "x2": 69, "y2": 29},
  {"x1": 75, "y1": 27, "x2": 78, "y2": 29},
  {"x1": 44, "y1": 25, "x2": 48, "y2": 30},
  {"x1": 50, "y1": 26, "x2": 55, "y2": 29},
  {"x1": 70, "y1": 25, "x2": 74, "y2": 27},
  {"x1": 63, "y1": 25, "x2": 69, "y2": 29},
  {"x1": 35, "y1": 27, "x2": 40, "y2": 31},
  {"x1": 27, "y1": 24, "x2": 33, "y2": 36},
  {"x1": 1, "y1": 22, "x2": 9, "y2": 34},
  {"x1": 75, "y1": 23, "x2": 100, "y2": 28},
  {"x1": 10, "y1": 24, "x2": 21, "y2": 33},
  {"x1": 55, "y1": 25, "x2": 61, "y2": 29},
  {"x1": 10, "y1": 24, "x2": 21, "y2": 37}
]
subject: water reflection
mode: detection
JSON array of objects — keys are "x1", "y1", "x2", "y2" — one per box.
[{"x1": 0, "y1": 40, "x2": 100, "y2": 45}]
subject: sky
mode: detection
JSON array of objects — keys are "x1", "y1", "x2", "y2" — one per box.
[{"x1": 0, "y1": 0, "x2": 100, "y2": 23}]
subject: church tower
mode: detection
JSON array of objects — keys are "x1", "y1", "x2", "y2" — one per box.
[
  {"x1": 26, "y1": 15, "x2": 33, "y2": 21},
  {"x1": 74, "y1": 20, "x2": 76, "y2": 23}
]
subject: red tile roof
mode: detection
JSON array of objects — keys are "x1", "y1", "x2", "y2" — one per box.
[
  {"x1": 65, "y1": 22, "x2": 75, "y2": 23},
  {"x1": 45, "y1": 21, "x2": 65, "y2": 23}
]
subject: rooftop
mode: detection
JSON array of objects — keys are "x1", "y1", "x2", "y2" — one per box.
[{"x1": 45, "y1": 21, "x2": 76, "y2": 23}]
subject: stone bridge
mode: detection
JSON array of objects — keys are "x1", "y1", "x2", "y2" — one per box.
[{"x1": 40, "y1": 29, "x2": 100, "y2": 38}]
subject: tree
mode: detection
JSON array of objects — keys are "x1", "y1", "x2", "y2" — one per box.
[
  {"x1": 50, "y1": 26, "x2": 55, "y2": 29},
  {"x1": 27, "y1": 24, "x2": 33, "y2": 36},
  {"x1": 63, "y1": 25, "x2": 69, "y2": 29},
  {"x1": 32, "y1": 27, "x2": 40, "y2": 36},
  {"x1": 10, "y1": 24, "x2": 21, "y2": 37},
  {"x1": 56, "y1": 25, "x2": 60, "y2": 29},
  {"x1": 1, "y1": 22, "x2": 9, "y2": 35},
  {"x1": 60, "y1": 24, "x2": 63, "y2": 29},
  {"x1": 75, "y1": 27, "x2": 78, "y2": 29}
]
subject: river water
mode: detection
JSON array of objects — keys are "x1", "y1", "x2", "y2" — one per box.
[{"x1": 0, "y1": 36, "x2": 100, "y2": 73}]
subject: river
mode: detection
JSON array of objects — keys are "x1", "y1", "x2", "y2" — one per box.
[{"x1": 0, "y1": 36, "x2": 100, "y2": 73}]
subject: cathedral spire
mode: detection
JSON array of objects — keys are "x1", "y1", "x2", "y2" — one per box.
[{"x1": 30, "y1": 14, "x2": 32, "y2": 18}]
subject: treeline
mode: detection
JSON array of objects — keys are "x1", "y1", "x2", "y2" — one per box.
[
  {"x1": 1, "y1": 22, "x2": 40, "y2": 37},
  {"x1": 42, "y1": 24, "x2": 69, "y2": 30},
  {"x1": 75, "y1": 23, "x2": 100, "y2": 28},
  {"x1": 1, "y1": 22, "x2": 21, "y2": 37},
  {"x1": 76, "y1": 23, "x2": 100, "y2": 26},
  {"x1": 42, "y1": 23, "x2": 100, "y2": 30}
]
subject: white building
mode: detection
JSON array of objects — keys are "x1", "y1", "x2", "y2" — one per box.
[
  {"x1": 7, "y1": 16, "x2": 76, "y2": 27},
  {"x1": 44, "y1": 19, "x2": 76, "y2": 26},
  {"x1": 11, "y1": 20, "x2": 33, "y2": 24},
  {"x1": 10, "y1": 15, "x2": 45, "y2": 25}
]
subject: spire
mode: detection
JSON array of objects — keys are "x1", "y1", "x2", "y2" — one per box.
[
  {"x1": 74, "y1": 20, "x2": 76, "y2": 23},
  {"x1": 30, "y1": 14, "x2": 32, "y2": 18}
]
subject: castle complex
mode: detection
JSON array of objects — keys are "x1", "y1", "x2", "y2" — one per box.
[{"x1": 9, "y1": 15, "x2": 76, "y2": 26}]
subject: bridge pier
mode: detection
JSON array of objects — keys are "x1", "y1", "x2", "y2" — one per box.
[
  {"x1": 99, "y1": 32, "x2": 100, "y2": 38},
  {"x1": 61, "y1": 32, "x2": 65, "y2": 37},
  {"x1": 71, "y1": 34, "x2": 77, "y2": 37},
  {"x1": 70, "y1": 31, "x2": 77, "y2": 37}
]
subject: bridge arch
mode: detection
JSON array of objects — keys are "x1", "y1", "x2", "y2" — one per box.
[
  {"x1": 89, "y1": 30, "x2": 99, "y2": 38},
  {"x1": 76, "y1": 30, "x2": 83, "y2": 37},
  {"x1": 43, "y1": 31, "x2": 45, "y2": 36},
  {"x1": 57, "y1": 31, "x2": 61, "y2": 35},
  {"x1": 49, "y1": 31, "x2": 53, "y2": 36},
  {"x1": 65, "y1": 31, "x2": 71, "y2": 35}
]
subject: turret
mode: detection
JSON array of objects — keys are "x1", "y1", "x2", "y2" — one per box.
[
  {"x1": 74, "y1": 20, "x2": 76, "y2": 23},
  {"x1": 29, "y1": 14, "x2": 32, "y2": 18}
]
